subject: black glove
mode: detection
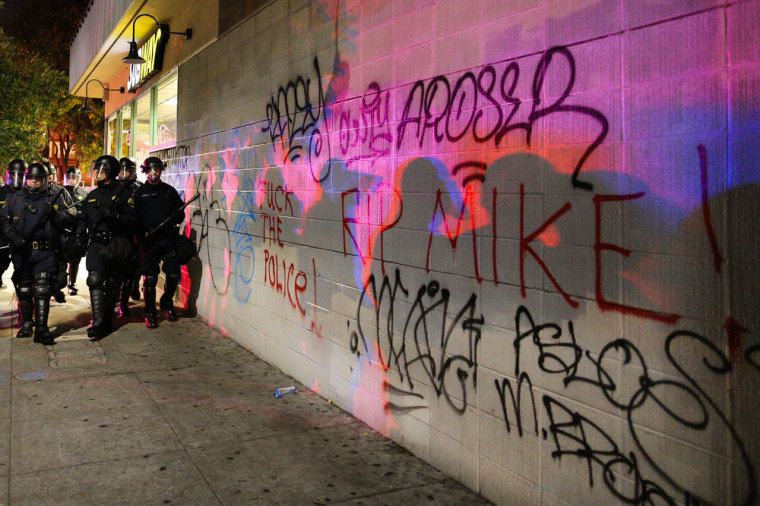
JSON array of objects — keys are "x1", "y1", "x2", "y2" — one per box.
[
  {"x1": 101, "y1": 207, "x2": 116, "y2": 219},
  {"x1": 8, "y1": 234, "x2": 25, "y2": 249}
]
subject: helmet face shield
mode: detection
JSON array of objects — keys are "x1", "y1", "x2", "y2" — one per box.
[
  {"x1": 7, "y1": 171, "x2": 24, "y2": 190},
  {"x1": 25, "y1": 175, "x2": 46, "y2": 192},
  {"x1": 64, "y1": 170, "x2": 81, "y2": 187},
  {"x1": 92, "y1": 155, "x2": 120, "y2": 181},
  {"x1": 24, "y1": 163, "x2": 48, "y2": 192},
  {"x1": 140, "y1": 157, "x2": 165, "y2": 183},
  {"x1": 147, "y1": 165, "x2": 162, "y2": 182},
  {"x1": 118, "y1": 158, "x2": 136, "y2": 182},
  {"x1": 93, "y1": 164, "x2": 107, "y2": 181},
  {"x1": 117, "y1": 166, "x2": 135, "y2": 181}
]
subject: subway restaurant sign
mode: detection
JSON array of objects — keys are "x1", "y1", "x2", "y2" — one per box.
[{"x1": 127, "y1": 25, "x2": 169, "y2": 92}]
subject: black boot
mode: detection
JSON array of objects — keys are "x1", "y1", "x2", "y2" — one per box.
[
  {"x1": 104, "y1": 288, "x2": 117, "y2": 328},
  {"x1": 33, "y1": 297, "x2": 54, "y2": 345},
  {"x1": 17, "y1": 320, "x2": 33, "y2": 338},
  {"x1": 131, "y1": 275, "x2": 141, "y2": 301},
  {"x1": 119, "y1": 283, "x2": 131, "y2": 317},
  {"x1": 161, "y1": 277, "x2": 179, "y2": 322},
  {"x1": 68, "y1": 262, "x2": 79, "y2": 295},
  {"x1": 159, "y1": 294, "x2": 178, "y2": 322},
  {"x1": 87, "y1": 288, "x2": 112, "y2": 340},
  {"x1": 143, "y1": 283, "x2": 158, "y2": 328},
  {"x1": 16, "y1": 292, "x2": 34, "y2": 338}
]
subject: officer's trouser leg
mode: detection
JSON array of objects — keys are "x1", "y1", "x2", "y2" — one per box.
[
  {"x1": 105, "y1": 274, "x2": 120, "y2": 325},
  {"x1": 68, "y1": 261, "x2": 80, "y2": 294},
  {"x1": 119, "y1": 279, "x2": 131, "y2": 317},
  {"x1": 143, "y1": 275, "x2": 158, "y2": 328},
  {"x1": 0, "y1": 249, "x2": 11, "y2": 287},
  {"x1": 160, "y1": 271, "x2": 180, "y2": 322},
  {"x1": 33, "y1": 272, "x2": 54, "y2": 345},
  {"x1": 53, "y1": 261, "x2": 66, "y2": 303}
]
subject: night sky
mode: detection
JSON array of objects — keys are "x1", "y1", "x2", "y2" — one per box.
[{"x1": 0, "y1": 0, "x2": 92, "y2": 70}]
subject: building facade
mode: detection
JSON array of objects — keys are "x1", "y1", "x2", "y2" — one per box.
[{"x1": 69, "y1": 1, "x2": 760, "y2": 504}]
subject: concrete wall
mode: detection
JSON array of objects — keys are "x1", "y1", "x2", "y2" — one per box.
[{"x1": 160, "y1": 1, "x2": 760, "y2": 504}]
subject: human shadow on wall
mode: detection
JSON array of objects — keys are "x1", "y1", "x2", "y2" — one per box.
[
  {"x1": 346, "y1": 150, "x2": 754, "y2": 504},
  {"x1": 182, "y1": 224, "x2": 203, "y2": 316}
]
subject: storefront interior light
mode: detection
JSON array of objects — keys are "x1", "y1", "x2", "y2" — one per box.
[
  {"x1": 81, "y1": 79, "x2": 125, "y2": 112},
  {"x1": 122, "y1": 13, "x2": 192, "y2": 65}
]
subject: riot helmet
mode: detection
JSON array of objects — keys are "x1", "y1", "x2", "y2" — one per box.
[
  {"x1": 118, "y1": 157, "x2": 136, "y2": 182},
  {"x1": 92, "y1": 155, "x2": 120, "y2": 181},
  {"x1": 6, "y1": 159, "x2": 27, "y2": 190},
  {"x1": 41, "y1": 161, "x2": 57, "y2": 182},
  {"x1": 25, "y1": 163, "x2": 48, "y2": 193},
  {"x1": 140, "y1": 156, "x2": 166, "y2": 183},
  {"x1": 64, "y1": 166, "x2": 82, "y2": 187}
]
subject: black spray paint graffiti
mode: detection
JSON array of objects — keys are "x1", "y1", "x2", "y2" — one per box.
[
  {"x1": 494, "y1": 305, "x2": 757, "y2": 505},
  {"x1": 264, "y1": 56, "x2": 332, "y2": 182},
  {"x1": 746, "y1": 344, "x2": 760, "y2": 372},
  {"x1": 152, "y1": 144, "x2": 192, "y2": 174},
  {"x1": 190, "y1": 167, "x2": 232, "y2": 296},
  {"x1": 265, "y1": 45, "x2": 606, "y2": 190},
  {"x1": 337, "y1": 81, "x2": 392, "y2": 166},
  {"x1": 396, "y1": 46, "x2": 608, "y2": 191},
  {"x1": 349, "y1": 269, "x2": 484, "y2": 414}
]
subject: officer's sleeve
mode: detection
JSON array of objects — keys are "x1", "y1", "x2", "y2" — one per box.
[
  {"x1": 173, "y1": 188, "x2": 185, "y2": 225},
  {"x1": 119, "y1": 193, "x2": 141, "y2": 235},
  {"x1": 52, "y1": 198, "x2": 78, "y2": 228},
  {"x1": 73, "y1": 197, "x2": 91, "y2": 235},
  {"x1": 0, "y1": 193, "x2": 8, "y2": 239},
  {"x1": 0, "y1": 195, "x2": 17, "y2": 239}
]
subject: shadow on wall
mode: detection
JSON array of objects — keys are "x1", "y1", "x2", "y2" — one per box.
[
  {"x1": 170, "y1": 136, "x2": 759, "y2": 504},
  {"x1": 339, "y1": 151, "x2": 758, "y2": 505}
]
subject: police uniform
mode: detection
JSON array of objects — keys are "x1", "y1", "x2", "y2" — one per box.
[
  {"x1": 116, "y1": 157, "x2": 141, "y2": 317},
  {"x1": 0, "y1": 159, "x2": 28, "y2": 286},
  {"x1": 133, "y1": 156, "x2": 184, "y2": 328},
  {"x1": 75, "y1": 155, "x2": 139, "y2": 340},
  {"x1": 0, "y1": 185, "x2": 13, "y2": 284},
  {"x1": 42, "y1": 162, "x2": 76, "y2": 303},
  {"x1": 0, "y1": 163, "x2": 76, "y2": 344},
  {"x1": 63, "y1": 171, "x2": 89, "y2": 295}
]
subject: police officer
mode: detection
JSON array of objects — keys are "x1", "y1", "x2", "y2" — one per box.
[
  {"x1": 42, "y1": 161, "x2": 57, "y2": 186},
  {"x1": 0, "y1": 159, "x2": 27, "y2": 287},
  {"x1": 127, "y1": 162, "x2": 143, "y2": 302},
  {"x1": 133, "y1": 156, "x2": 184, "y2": 328},
  {"x1": 0, "y1": 162, "x2": 76, "y2": 344},
  {"x1": 40, "y1": 161, "x2": 75, "y2": 304},
  {"x1": 75, "y1": 155, "x2": 138, "y2": 340},
  {"x1": 63, "y1": 167, "x2": 88, "y2": 295},
  {"x1": 116, "y1": 157, "x2": 141, "y2": 317}
]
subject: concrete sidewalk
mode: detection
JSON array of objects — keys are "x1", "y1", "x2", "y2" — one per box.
[{"x1": 0, "y1": 269, "x2": 491, "y2": 505}]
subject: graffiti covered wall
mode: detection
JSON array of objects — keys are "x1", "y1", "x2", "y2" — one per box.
[{"x1": 166, "y1": 1, "x2": 760, "y2": 504}]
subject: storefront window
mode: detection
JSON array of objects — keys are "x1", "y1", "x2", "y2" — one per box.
[
  {"x1": 107, "y1": 116, "x2": 117, "y2": 156},
  {"x1": 104, "y1": 69, "x2": 177, "y2": 170},
  {"x1": 120, "y1": 112, "x2": 131, "y2": 159},
  {"x1": 155, "y1": 72, "x2": 177, "y2": 148},
  {"x1": 135, "y1": 92, "x2": 151, "y2": 166}
]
